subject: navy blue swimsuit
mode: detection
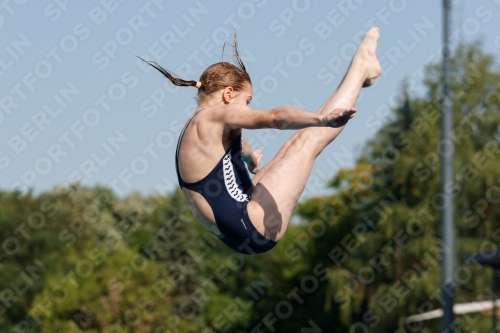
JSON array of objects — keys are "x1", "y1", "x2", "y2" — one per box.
[{"x1": 175, "y1": 109, "x2": 277, "y2": 255}]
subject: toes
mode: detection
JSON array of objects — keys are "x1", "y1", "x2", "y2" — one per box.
[{"x1": 367, "y1": 27, "x2": 380, "y2": 39}]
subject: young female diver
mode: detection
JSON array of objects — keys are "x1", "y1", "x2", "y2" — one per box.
[{"x1": 139, "y1": 27, "x2": 381, "y2": 255}]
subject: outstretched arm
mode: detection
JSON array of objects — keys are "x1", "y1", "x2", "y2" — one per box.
[
  {"x1": 212, "y1": 104, "x2": 356, "y2": 131},
  {"x1": 273, "y1": 106, "x2": 357, "y2": 129}
]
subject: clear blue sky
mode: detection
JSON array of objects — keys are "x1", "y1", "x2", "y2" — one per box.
[{"x1": 1, "y1": 0, "x2": 499, "y2": 198}]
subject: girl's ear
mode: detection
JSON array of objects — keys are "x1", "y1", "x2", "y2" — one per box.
[{"x1": 222, "y1": 86, "x2": 234, "y2": 104}]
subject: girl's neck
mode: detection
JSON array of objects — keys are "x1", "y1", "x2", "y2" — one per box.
[{"x1": 198, "y1": 98, "x2": 223, "y2": 109}]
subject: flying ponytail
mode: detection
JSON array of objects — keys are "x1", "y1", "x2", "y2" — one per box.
[
  {"x1": 137, "y1": 32, "x2": 251, "y2": 104},
  {"x1": 135, "y1": 56, "x2": 200, "y2": 88}
]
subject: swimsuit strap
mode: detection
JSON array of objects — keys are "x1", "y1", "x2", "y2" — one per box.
[{"x1": 175, "y1": 108, "x2": 205, "y2": 187}]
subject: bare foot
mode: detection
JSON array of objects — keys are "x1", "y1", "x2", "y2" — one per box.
[{"x1": 354, "y1": 27, "x2": 382, "y2": 87}]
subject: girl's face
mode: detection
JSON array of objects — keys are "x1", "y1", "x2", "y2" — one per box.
[{"x1": 222, "y1": 81, "x2": 253, "y2": 106}]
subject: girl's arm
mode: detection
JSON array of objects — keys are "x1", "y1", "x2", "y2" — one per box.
[{"x1": 213, "y1": 104, "x2": 356, "y2": 131}]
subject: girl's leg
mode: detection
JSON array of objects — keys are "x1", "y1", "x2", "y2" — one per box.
[
  {"x1": 252, "y1": 28, "x2": 381, "y2": 185},
  {"x1": 248, "y1": 28, "x2": 381, "y2": 241}
]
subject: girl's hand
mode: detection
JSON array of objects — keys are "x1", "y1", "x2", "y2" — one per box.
[
  {"x1": 323, "y1": 108, "x2": 357, "y2": 128},
  {"x1": 250, "y1": 149, "x2": 263, "y2": 174}
]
